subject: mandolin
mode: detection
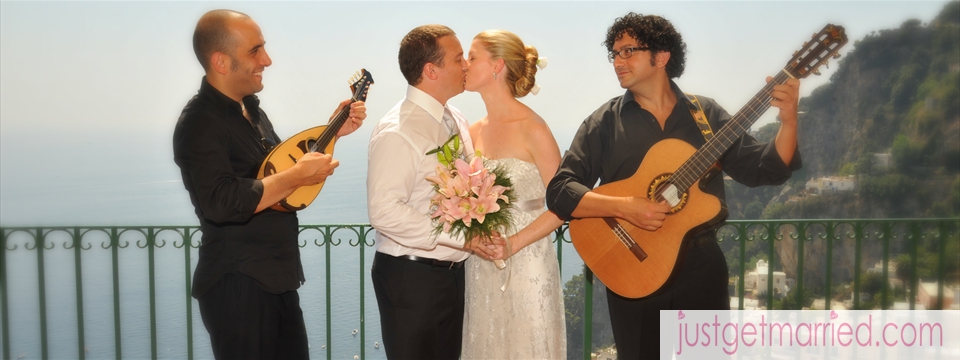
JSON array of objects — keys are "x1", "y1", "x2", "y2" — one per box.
[
  {"x1": 257, "y1": 69, "x2": 374, "y2": 212},
  {"x1": 569, "y1": 25, "x2": 848, "y2": 299}
]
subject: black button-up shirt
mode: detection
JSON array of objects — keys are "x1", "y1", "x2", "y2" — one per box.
[
  {"x1": 173, "y1": 78, "x2": 304, "y2": 297},
  {"x1": 547, "y1": 81, "x2": 801, "y2": 231}
]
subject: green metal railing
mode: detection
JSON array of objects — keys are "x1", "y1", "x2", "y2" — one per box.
[{"x1": 2, "y1": 218, "x2": 958, "y2": 360}]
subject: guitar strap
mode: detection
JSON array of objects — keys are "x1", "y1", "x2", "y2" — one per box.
[{"x1": 685, "y1": 93, "x2": 723, "y2": 184}]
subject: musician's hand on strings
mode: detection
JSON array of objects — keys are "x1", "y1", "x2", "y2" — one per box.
[
  {"x1": 767, "y1": 76, "x2": 800, "y2": 126},
  {"x1": 623, "y1": 197, "x2": 671, "y2": 232},
  {"x1": 333, "y1": 99, "x2": 367, "y2": 137},
  {"x1": 294, "y1": 152, "x2": 339, "y2": 186}
]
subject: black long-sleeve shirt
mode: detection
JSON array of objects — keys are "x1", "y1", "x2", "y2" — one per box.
[
  {"x1": 173, "y1": 78, "x2": 304, "y2": 298},
  {"x1": 547, "y1": 81, "x2": 801, "y2": 230}
]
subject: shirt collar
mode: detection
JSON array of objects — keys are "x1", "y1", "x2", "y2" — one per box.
[
  {"x1": 619, "y1": 79, "x2": 692, "y2": 114},
  {"x1": 406, "y1": 85, "x2": 446, "y2": 124},
  {"x1": 199, "y1": 76, "x2": 262, "y2": 123}
]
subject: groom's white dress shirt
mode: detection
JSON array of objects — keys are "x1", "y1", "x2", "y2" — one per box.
[{"x1": 367, "y1": 85, "x2": 475, "y2": 262}]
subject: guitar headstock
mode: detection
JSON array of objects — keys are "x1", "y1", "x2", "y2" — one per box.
[
  {"x1": 786, "y1": 24, "x2": 848, "y2": 79},
  {"x1": 349, "y1": 68, "x2": 374, "y2": 102}
]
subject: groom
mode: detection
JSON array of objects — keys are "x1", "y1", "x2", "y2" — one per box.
[{"x1": 367, "y1": 24, "x2": 502, "y2": 359}]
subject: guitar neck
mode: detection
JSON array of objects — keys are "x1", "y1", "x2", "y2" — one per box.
[
  {"x1": 309, "y1": 100, "x2": 355, "y2": 153},
  {"x1": 671, "y1": 70, "x2": 793, "y2": 190}
]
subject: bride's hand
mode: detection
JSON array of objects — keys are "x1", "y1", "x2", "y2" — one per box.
[{"x1": 465, "y1": 233, "x2": 505, "y2": 260}]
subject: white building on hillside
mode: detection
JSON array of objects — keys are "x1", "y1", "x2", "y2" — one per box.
[
  {"x1": 746, "y1": 259, "x2": 790, "y2": 296},
  {"x1": 806, "y1": 175, "x2": 856, "y2": 194}
]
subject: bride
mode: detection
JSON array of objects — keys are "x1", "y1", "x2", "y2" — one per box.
[{"x1": 461, "y1": 29, "x2": 566, "y2": 359}]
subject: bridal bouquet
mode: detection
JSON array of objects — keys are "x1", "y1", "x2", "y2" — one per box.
[{"x1": 425, "y1": 135, "x2": 514, "y2": 243}]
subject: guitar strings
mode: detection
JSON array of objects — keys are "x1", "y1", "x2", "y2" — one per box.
[
  {"x1": 653, "y1": 31, "x2": 841, "y2": 207},
  {"x1": 656, "y1": 70, "x2": 791, "y2": 201}
]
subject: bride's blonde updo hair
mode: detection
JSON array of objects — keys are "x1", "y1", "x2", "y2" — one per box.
[{"x1": 474, "y1": 29, "x2": 539, "y2": 98}]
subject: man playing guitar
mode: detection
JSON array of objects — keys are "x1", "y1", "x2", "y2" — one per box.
[{"x1": 546, "y1": 12, "x2": 802, "y2": 359}]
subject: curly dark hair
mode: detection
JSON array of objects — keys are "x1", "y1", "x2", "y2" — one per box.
[{"x1": 604, "y1": 12, "x2": 686, "y2": 79}]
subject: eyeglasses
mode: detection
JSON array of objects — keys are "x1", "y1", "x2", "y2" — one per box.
[{"x1": 607, "y1": 46, "x2": 650, "y2": 62}]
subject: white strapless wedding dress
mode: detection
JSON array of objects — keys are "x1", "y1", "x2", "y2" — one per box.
[{"x1": 462, "y1": 158, "x2": 566, "y2": 359}]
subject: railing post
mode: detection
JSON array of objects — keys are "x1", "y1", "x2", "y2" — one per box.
[
  {"x1": 359, "y1": 226, "x2": 366, "y2": 360},
  {"x1": 795, "y1": 222, "x2": 805, "y2": 310},
  {"x1": 853, "y1": 222, "x2": 864, "y2": 309},
  {"x1": 147, "y1": 228, "x2": 158, "y2": 360},
  {"x1": 936, "y1": 220, "x2": 947, "y2": 309},
  {"x1": 767, "y1": 222, "x2": 776, "y2": 309},
  {"x1": 737, "y1": 224, "x2": 746, "y2": 310},
  {"x1": 909, "y1": 222, "x2": 920, "y2": 310},
  {"x1": 583, "y1": 265, "x2": 593, "y2": 360},
  {"x1": 36, "y1": 228, "x2": 49, "y2": 360},
  {"x1": 555, "y1": 225, "x2": 564, "y2": 272},
  {"x1": 73, "y1": 228, "x2": 86, "y2": 360},
  {"x1": 324, "y1": 226, "x2": 332, "y2": 360},
  {"x1": 110, "y1": 227, "x2": 122, "y2": 360},
  {"x1": 824, "y1": 222, "x2": 834, "y2": 310},
  {"x1": 183, "y1": 227, "x2": 194, "y2": 360},
  {"x1": 881, "y1": 220, "x2": 891, "y2": 309},
  {"x1": 1, "y1": 229, "x2": 9, "y2": 360}
]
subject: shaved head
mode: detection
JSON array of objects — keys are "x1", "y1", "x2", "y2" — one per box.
[{"x1": 193, "y1": 9, "x2": 250, "y2": 71}]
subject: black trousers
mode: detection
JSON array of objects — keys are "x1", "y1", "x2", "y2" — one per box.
[
  {"x1": 372, "y1": 252, "x2": 465, "y2": 360},
  {"x1": 197, "y1": 272, "x2": 309, "y2": 360},
  {"x1": 607, "y1": 237, "x2": 729, "y2": 360}
]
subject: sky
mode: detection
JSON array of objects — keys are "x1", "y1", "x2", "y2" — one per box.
[{"x1": 0, "y1": 1, "x2": 953, "y2": 226}]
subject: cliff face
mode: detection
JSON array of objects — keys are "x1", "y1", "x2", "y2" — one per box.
[{"x1": 796, "y1": 2, "x2": 959, "y2": 178}]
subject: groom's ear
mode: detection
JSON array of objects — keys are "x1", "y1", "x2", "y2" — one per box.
[{"x1": 423, "y1": 62, "x2": 440, "y2": 81}]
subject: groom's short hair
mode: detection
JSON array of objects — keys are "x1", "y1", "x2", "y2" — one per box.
[{"x1": 399, "y1": 24, "x2": 456, "y2": 86}]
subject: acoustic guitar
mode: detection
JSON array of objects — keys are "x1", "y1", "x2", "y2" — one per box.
[
  {"x1": 257, "y1": 69, "x2": 374, "y2": 212},
  {"x1": 569, "y1": 25, "x2": 848, "y2": 299}
]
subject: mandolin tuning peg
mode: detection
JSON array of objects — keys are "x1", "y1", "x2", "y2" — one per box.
[{"x1": 811, "y1": 68, "x2": 821, "y2": 76}]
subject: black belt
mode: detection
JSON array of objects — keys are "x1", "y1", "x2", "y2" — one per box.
[{"x1": 380, "y1": 252, "x2": 464, "y2": 269}]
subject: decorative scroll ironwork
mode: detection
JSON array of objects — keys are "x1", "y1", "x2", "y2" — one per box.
[{"x1": 1, "y1": 219, "x2": 957, "y2": 360}]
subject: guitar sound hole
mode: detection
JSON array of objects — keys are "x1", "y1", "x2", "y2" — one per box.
[{"x1": 649, "y1": 176, "x2": 686, "y2": 213}]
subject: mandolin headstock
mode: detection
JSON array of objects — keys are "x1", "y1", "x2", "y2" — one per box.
[{"x1": 349, "y1": 68, "x2": 374, "y2": 102}]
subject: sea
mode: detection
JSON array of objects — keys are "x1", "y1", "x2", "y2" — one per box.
[{"x1": 0, "y1": 129, "x2": 590, "y2": 359}]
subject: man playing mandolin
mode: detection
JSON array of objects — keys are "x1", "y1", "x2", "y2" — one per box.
[
  {"x1": 172, "y1": 9, "x2": 366, "y2": 359},
  {"x1": 547, "y1": 13, "x2": 802, "y2": 359}
]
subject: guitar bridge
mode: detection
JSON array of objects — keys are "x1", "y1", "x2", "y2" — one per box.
[{"x1": 603, "y1": 218, "x2": 647, "y2": 262}]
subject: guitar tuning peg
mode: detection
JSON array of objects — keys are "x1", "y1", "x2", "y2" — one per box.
[
  {"x1": 793, "y1": 50, "x2": 799, "y2": 57},
  {"x1": 824, "y1": 60, "x2": 830, "y2": 69},
  {"x1": 812, "y1": 68, "x2": 821, "y2": 76},
  {"x1": 832, "y1": 53, "x2": 842, "y2": 59}
]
